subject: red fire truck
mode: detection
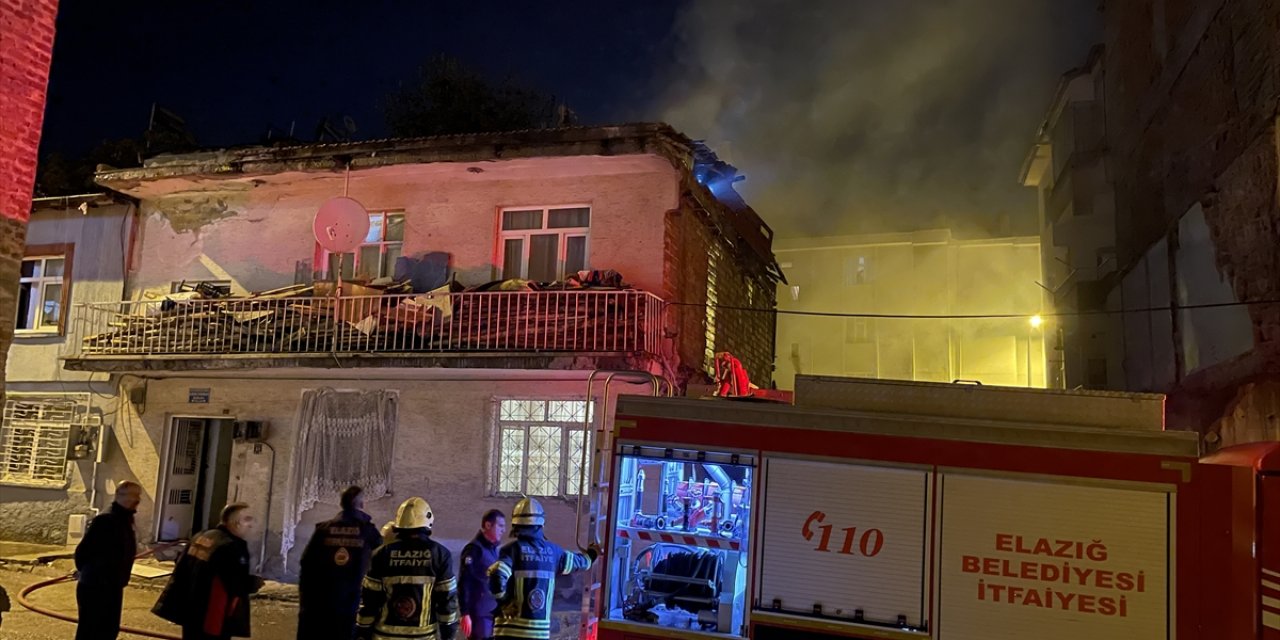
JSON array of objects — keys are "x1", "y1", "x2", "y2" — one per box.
[{"x1": 581, "y1": 375, "x2": 1279, "y2": 640}]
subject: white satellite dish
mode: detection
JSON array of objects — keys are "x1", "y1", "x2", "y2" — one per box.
[{"x1": 313, "y1": 196, "x2": 370, "y2": 254}]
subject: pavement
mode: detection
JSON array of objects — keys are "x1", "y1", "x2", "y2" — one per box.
[{"x1": 0, "y1": 542, "x2": 301, "y2": 639}]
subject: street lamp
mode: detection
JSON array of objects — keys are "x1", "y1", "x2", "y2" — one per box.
[{"x1": 1027, "y1": 315, "x2": 1043, "y2": 387}]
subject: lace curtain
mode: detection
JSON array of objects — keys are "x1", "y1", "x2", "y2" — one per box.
[{"x1": 281, "y1": 388, "x2": 398, "y2": 567}]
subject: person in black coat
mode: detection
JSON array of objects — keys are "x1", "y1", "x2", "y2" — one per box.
[
  {"x1": 458, "y1": 510, "x2": 505, "y2": 640},
  {"x1": 297, "y1": 486, "x2": 384, "y2": 640},
  {"x1": 74, "y1": 481, "x2": 141, "y2": 640},
  {"x1": 153, "y1": 503, "x2": 264, "y2": 640}
]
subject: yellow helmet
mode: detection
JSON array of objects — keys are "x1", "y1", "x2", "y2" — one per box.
[
  {"x1": 394, "y1": 497, "x2": 434, "y2": 530},
  {"x1": 512, "y1": 497, "x2": 545, "y2": 526},
  {"x1": 380, "y1": 520, "x2": 395, "y2": 543}
]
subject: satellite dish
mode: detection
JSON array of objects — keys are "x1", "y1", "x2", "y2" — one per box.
[{"x1": 313, "y1": 197, "x2": 370, "y2": 253}]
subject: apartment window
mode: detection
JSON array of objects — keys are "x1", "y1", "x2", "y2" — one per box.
[
  {"x1": 321, "y1": 212, "x2": 404, "y2": 280},
  {"x1": 17, "y1": 249, "x2": 71, "y2": 333},
  {"x1": 845, "y1": 317, "x2": 874, "y2": 343},
  {"x1": 0, "y1": 394, "x2": 90, "y2": 487},
  {"x1": 498, "y1": 207, "x2": 590, "y2": 282},
  {"x1": 843, "y1": 255, "x2": 868, "y2": 286},
  {"x1": 494, "y1": 399, "x2": 592, "y2": 497}
]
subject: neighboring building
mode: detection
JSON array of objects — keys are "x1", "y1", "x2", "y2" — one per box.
[
  {"x1": 774, "y1": 230, "x2": 1044, "y2": 390},
  {"x1": 1, "y1": 194, "x2": 136, "y2": 542},
  {"x1": 34, "y1": 124, "x2": 779, "y2": 595},
  {"x1": 1020, "y1": 46, "x2": 1120, "y2": 391},
  {"x1": 1101, "y1": 1, "x2": 1279, "y2": 447},
  {"x1": 0, "y1": 0, "x2": 59, "y2": 409}
]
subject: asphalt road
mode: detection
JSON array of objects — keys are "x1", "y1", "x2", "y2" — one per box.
[{"x1": 0, "y1": 566, "x2": 300, "y2": 640}]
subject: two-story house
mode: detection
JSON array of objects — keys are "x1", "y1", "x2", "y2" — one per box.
[
  {"x1": 1, "y1": 193, "x2": 136, "y2": 543},
  {"x1": 44, "y1": 124, "x2": 779, "y2": 585}
]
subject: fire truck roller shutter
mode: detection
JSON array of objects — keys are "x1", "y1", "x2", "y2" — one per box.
[{"x1": 758, "y1": 457, "x2": 931, "y2": 628}]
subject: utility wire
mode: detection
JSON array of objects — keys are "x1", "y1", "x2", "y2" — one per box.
[{"x1": 666, "y1": 298, "x2": 1280, "y2": 320}]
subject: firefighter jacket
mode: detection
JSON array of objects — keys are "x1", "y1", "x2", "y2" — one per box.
[
  {"x1": 487, "y1": 527, "x2": 595, "y2": 640},
  {"x1": 153, "y1": 526, "x2": 260, "y2": 638},
  {"x1": 357, "y1": 529, "x2": 460, "y2": 640},
  {"x1": 298, "y1": 508, "x2": 384, "y2": 636},
  {"x1": 74, "y1": 501, "x2": 137, "y2": 589}
]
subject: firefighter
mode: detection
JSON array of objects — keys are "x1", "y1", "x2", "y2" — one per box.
[
  {"x1": 487, "y1": 498, "x2": 600, "y2": 640},
  {"x1": 74, "y1": 481, "x2": 141, "y2": 640},
  {"x1": 153, "y1": 503, "x2": 264, "y2": 640},
  {"x1": 458, "y1": 510, "x2": 505, "y2": 640},
  {"x1": 356, "y1": 497, "x2": 460, "y2": 640},
  {"x1": 297, "y1": 486, "x2": 385, "y2": 639}
]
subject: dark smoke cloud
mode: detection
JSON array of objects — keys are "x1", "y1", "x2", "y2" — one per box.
[{"x1": 656, "y1": 0, "x2": 1101, "y2": 238}]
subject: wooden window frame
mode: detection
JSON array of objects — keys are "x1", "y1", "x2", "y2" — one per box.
[{"x1": 16, "y1": 243, "x2": 74, "y2": 336}]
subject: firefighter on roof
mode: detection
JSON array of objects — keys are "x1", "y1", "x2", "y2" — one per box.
[
  {"x1": 487, "y1": 498, "x2": 600, "y2": 640},
  {"x1": 357, "y1": 497, "x2": 460, "y2": 640}
]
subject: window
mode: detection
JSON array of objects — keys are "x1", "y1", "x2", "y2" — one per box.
[
  {"x1": 17, "y1": 250, "x2": 71, "y2": 332},
  {"x1": 320, "y1": 212, "x2": 404, "y2": 280},
  {"x1": 845, "y1": 317, "x2": 874, "y2": 343},
  {"x1": 843, "y1": 255, "x2": 868, "y2": 286},
  {"x1": 494, "y1": 399, "x2": 592, "y2": 497},
  {"x1": 498, "y1": 206, "x2": 590, "y2": 282},
  {"x1": 0, "y1": 394, "x2": 90, "y2": 486}
]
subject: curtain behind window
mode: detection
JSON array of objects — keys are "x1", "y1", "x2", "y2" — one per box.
[{"x1": 281, "y1": 388, "x2": 398, "y2": 568}]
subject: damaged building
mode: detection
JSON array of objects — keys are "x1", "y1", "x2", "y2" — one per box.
[{"x1": 0, "y1": 124, "x2": 781, "y2": 620}]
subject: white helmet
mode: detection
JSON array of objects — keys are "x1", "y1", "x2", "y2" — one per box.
[
  {"x1": 394, "y1": 497, "x2": 434, "y2": 530},
  {"x1": 512, "y1": 497, "x2": 545, "y2": 527}
]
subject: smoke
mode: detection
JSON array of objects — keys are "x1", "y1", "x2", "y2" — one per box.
[{"x1": 656, "y1": 0, "x2": 1100, "y2": 238}]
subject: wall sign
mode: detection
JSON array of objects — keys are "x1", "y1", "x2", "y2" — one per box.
[{"x1": 188, "y1": 388, "x2": 210, "y2": 403}]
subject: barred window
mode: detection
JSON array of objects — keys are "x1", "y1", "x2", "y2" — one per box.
[
  {"x1": 494, "y1": 399, "x2": 592, "y2": 497},
  {"x1": 1, "y1": 394, "x2": 91, "y2": 487}
]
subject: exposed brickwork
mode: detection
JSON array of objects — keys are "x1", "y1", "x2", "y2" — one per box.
[
  {"x1": 664, "y1": 191, "x2": 777, "y2": 387},
  {"x1": 0, "y1": 0, "x2": 59, "y2": 400},
  {"x1": 1104, "y1": 0, "x2": 1280, "y2": 437}
]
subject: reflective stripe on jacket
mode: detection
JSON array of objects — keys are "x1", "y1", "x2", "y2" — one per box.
[
  {"x1": 357, "y1": 529, "x2": 460, "y2": 640},
  {"x1": 487, "y1": 527, "x2": 592, "y2": 640}
]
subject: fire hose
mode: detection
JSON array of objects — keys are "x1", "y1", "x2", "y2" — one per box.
[{"x1": 16, "y1": 541, "x2": 186, "y2": 640}]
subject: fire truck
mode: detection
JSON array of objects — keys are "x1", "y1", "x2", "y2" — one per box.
[{"x1": 578, "y1": 375, "x2": 1279, "y2": 640}]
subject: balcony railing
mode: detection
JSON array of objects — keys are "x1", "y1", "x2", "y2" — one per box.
[{"x1": 68, "y1": 290, "x2": 664, "y2": 359}]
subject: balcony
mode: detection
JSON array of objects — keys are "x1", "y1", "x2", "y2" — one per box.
[{"x1": 64, "y1": 289, "x2": 665, "y2": 372}]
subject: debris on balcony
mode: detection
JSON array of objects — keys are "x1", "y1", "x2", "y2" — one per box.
[{"x1": 76, "y1": 270, "x2": 661, "y2": 357}]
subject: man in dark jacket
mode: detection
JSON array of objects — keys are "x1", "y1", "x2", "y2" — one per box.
[
  {"x1": 488, "y1": 498, "x2": 598, "y2": 640},
  {"x1": 74, "y1": 481, "x2": 141, "y2": 640},
  {"x1": 458, "y1": 510, "x2": 504, "y2": 640},
  {"x1": 153, "y1": 503, "x2": 264, "y2": 640},
  {"x1": 297, "y1": 485, "x2": 384, "y2": 639},
  {"x1": 357, "y1": 497, "x2": 460, "y2": 640}
]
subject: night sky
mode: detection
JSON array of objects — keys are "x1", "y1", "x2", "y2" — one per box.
[{"x1": 41, "y1": 1, "x2": 1099, "y2": 237}]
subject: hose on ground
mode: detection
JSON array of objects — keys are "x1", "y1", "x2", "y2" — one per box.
[{"x1": 16, "y1": 541, "x2": 185, "y2": 640}]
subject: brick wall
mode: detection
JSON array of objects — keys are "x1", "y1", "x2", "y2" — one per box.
[
  {"x1": 664, "y1": 190, "x2": 777, "y2": 387},
  {"x1": 1104, "y1": 0, "x2": 1280, "y2": 439},
  {"x1": 0, "y1": 0, "x2": 60, "y2": 400}
]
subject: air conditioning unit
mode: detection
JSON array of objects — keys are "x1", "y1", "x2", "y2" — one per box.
[{"x1": 66, "y1": 513, "x2": 88, "y2": 546}]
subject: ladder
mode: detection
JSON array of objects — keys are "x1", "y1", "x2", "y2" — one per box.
[{"x1": 576, "y1": 370, "x2": 668, "y2": 639}]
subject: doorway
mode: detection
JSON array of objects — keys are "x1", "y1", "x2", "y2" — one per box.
[{"x1": 157, "y1": 417, "x2": 234, "y2": 541}]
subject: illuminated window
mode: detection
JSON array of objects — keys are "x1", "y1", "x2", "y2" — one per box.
[
  {"x1": 498, "y1": 207, "x2": 590, "y2": 282},
  {"x1": 843, "y1": 255, "x2": 868, "y2": 286},
  {"x1": 17, "y1": 253, "x2": 69, "y2": 332},
  {"x1": 320, "y1": 212, "x2": 404, "y2": 280},
  {"x1": 494, "y1": 399, "x2": 592, "y2": 497},
  {"x1": 0, "y1": 394, "x2": 91, "y2": 487}
]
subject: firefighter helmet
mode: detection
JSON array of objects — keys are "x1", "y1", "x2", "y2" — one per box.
[
  {"x1": 380, "y1": 520, "x2": 395, "y2": 543},
  {"x1": 512, "y1": 497, "x2": 545, "y2": 527},
  {"x1": 394, "y1": 497, "x2": 434, "y2": 530}
]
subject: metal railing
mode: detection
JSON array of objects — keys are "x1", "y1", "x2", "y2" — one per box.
[{"x1": 69, "y1": 290, "x2": 665, "y2": 359}]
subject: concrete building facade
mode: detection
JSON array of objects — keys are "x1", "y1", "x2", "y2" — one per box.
[
  {"x1": 0, "y1": 123, "x2": 782, "y2": 638},
  {"x1": 1021, "y1": 46, "x2": 1121, "y2": 391},
  {"x1": 774, "y1": 230, "x2": 1044, "y2": 391},
  {"x1": 1, "y1": 195, "x2": 135, "y2": 542},
  {"x1": 1101, "y1": 0, "x2": 1279, "y2": 447}
]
